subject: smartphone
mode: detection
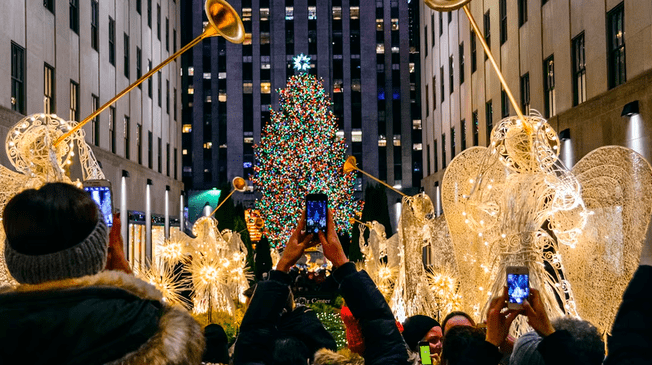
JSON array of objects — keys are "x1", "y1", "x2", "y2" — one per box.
[
  {"x1": 419, "y1": 341, "x2": 432, "y2": 365},
  {"x1": 83, "y1": 179, "x2": 114, "y2": 228},
  {"x1": 506, "y1": 266, "x2": 529, "y2": 310},
  {"x1": 306, "y1": 193, "x2": 328, "y2": 234}
]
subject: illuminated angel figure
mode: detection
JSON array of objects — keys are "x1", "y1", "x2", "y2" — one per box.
[
  {"x1": 442, "y1": 111, "x2": 586, "y2": 333},
  {"x1": 0, "y1": 113, "x2": 104, "y2": 286}
]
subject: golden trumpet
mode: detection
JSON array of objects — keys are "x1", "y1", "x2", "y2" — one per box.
[
  {"x1": 54, "y1": 0, "x2": 245, "y2": 147},
  {"x1": 210, "y1": 176, "x2": 248, "y2": 216},
  {"x1": 423, "y1": 0, "x2": 472, "y2": 11},
  {"x1": 343, "y1": 156, "x2": 407, "y2": 197}
]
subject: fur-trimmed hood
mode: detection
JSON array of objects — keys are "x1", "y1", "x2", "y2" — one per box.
[
  {"x1": 313, "y1": 348, "x2": 365, "y2": 365},
  {"x1": 0, "y1": 270, "x2": 204, "y2": 365}
]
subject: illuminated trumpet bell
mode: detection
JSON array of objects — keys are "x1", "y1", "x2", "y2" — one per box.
[
  {"x1": 343, "y1": 156, "x2": 358, "y2": 174},
  {"x1": 424, "y1": 0, "x2": 472, "y2": 11},
  {"x1": 254, "y1": 218, "x2": 265, "y2": 229},
  {"x1": 205, "y1": 0, "x2": 245, "y2": 43},
  {"x1": 232, "y1": 176, "x2": 247, "y2": 192}
]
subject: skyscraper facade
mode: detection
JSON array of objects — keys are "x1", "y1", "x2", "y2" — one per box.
[{"x1": 181, "y1": 0, "x2": 423, "y2": 214}]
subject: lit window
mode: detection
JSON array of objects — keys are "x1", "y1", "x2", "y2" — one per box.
[
  {"x1": 352, "y1": 129, "x2": 362, "y2": 142},
  {"x1": 409, "y1": 63, "x2": 415, "y2": 73},
  {"x1": 218, "y1": 93, "x2": 226, "y2": 102},
  {"x1": 413, "y1": 120, "x2": 422, "y2": 130},
  {"x1": 285, "y1": 7, "x2": 293, "y2": 20},
  {"x1": 376, "y1": 19, "x2": 384, "y2": 31},
  {"x1": 203, "y1": 21, "x2": 208, "y2": 29},
  {"x1": 260, "y1": 33, "x2": 270, "y2": 44},
  {"x1": 378, "y1": 135, "x2": 387, "y2": 147},
  {"x1": 182, "y1": 124, "x2": 192, "y2": 133},
  {"x1": 242, "y1": 8, "x2": 252, "y2": 21},
  {"x1": 219, "y1": 72, "x2": 226, "y2": 79},
  {"x1": 188, "y1": 67, "x2": 194, "y2": 76},
  {"x1": 187, "y1": 86, "x2": 194, "y2": 94},
  {"x1": 260, "y1": 8, "x2": 269, "y2": 21},
  {"x1": 182, "y1": 149, "x2": 188, "y2": 155},
  {"x1": 391, "y1": 19, "x2": 399, "y2": 31},
  {"x1": 243, "y1": 82, "x2": 253, "y2": 93},
  {"x1": 333, "y1": 80, "x2": 343, "y2": 93},
  {"x1": 203, "y1": 72, "x2": 211, "y2": 79},
  {"x1": 350, "y1": 7, "x2": 359, "y2": 19},
  {"x1": 308, "y1": 6, "x2": 316, "y2": 20},
  {"x1": 332, "y1": 7, "x2": 341, "y2": 20},
  {"x1": 376, "y1": 44, "x2": 385, "y2": 54},
  {"x1": 203, "y1": 142, "x2": 213, "y2": 149},
  {"x1": 413, "y1": 143, "x2": 423, "y2": 151},
  {"x1": 336, "y1": 130, "x2": 344, "y2": 141},
  {"x1": 261, "y1": 82, "x2": 271, "y2": 93},
  {"x1": 393, "y1": 135, "x2": 401, "y2": 146},
  {"x1": 244, "y1": 137, "x2": 254, "y2": 143},
  {"x1": 351, "y1": 80, "x2": 361, "y2": 92},
  {"x1": 391, "y1": 46, "x2": 400, "y2": 53},
  {"x1": 243, "y1": 33, "x2": 252, "y2": 45}
]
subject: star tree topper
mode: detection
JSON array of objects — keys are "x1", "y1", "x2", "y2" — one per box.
[{"x1": 293, "y1": 53, "x2": 311, "y2": 72}]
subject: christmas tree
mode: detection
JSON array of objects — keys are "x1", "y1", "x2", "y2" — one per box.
[{"x1": 252, "y1": 67, "x2": 362, "y2": 249}]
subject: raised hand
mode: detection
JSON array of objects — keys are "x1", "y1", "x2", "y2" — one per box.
[
  {"x1": 522, "y1": 288, "x2": 555, "y2": 337},
  {"x1": 276, "y1": 210, "x2": 316, "y2": 273},
  {"x1": 485, "y1": 287, "x2": 521, "y2": 347},
  {"x1": 317, "y1": 208, "x2": 349, "y2": 269}
]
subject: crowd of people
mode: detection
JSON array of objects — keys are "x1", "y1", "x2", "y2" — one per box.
[{"x1": 0, "y1": 182, "x2": 650, "y2": 364}]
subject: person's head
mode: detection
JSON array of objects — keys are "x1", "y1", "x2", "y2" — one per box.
[
  {"x1": 3, "y1": 182, "x2": 108, "y2": 284},
  {"x1": 271, "y1": 336, "x2": 311, "y2": 365},
  {"x1": 441, "y1": 311, "x2": 476, "y2": 334},
  {"x1": 551, "y1": 317, "x2": 604, "y2": 364},
  {"x1": 402, "y1": 315, "x2": 443, "y2": 357},
  {"x1": 203, "y1": 324, "x2": 230, "y2": 364},
  {"x1": 243, "y1": 284, "x2": 256, "y2": 308},
  {"x1": 509, "y1": 331, "x2": 545, "y2": 365},
  {"x1": 441, "y1": 325, "x2": 486, "y2": 365}
]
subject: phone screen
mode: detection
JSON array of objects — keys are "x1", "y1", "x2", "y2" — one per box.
[
  {"x1": 85, "y1": 186, "x2": 114, "y2": 227},
  {"x1": 507, "y1": 273, "x2": 529, "y2": 304},
  {"x1": 419, "y1": 341, "x2": 432, "y2": 365},
  {"x1": 306, "y1": 194, "x2": 327, "y2": 234}
]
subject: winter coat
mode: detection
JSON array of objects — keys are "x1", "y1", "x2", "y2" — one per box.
[
  {"x1": 314, "y1": 262, "x2": 408, "y2": 365},
  {"x1": 604, "y1": 265, "x2": 652, "y2": 365},
  {"x1": 0, "y1": 270, "x2": 204, "y2": 365}
]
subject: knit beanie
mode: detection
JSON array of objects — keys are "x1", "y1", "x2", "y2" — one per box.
[
  {"x1": 402, "y1": 315, "x2": 441, "y2": 351},
  {"x1": 203, "y1": 324, "x2": 230, "y2": 364},
  {"x1": 341, "y1": 305, "x2": 365, "y2": 354},
  {"x1": 509, "y1": 331, "x2": 545, "y2": 365},
  {"x1": 3, "y1": 182, "x2": 109, "y2": 285},
  {"x1": 4, "y1": 217, "x2": 109, "y2": 284}
]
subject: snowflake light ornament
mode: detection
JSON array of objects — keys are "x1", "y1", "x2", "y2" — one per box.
[{"x1": 292, "y1": 53, "x2": 311, "y2": 72}]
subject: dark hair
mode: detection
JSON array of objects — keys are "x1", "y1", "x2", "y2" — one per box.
[
  {"x1": 441, "y1": 311, "x2": 476, "y2": 333},
  {"x1": 552, "y1": 317, "x2": 605, "y2": 364},
  {"x1": 271, "y1": 336, "x2": 311, "y2": 365},
  {"x1": 441, "y1": 325, "x2": 486, "y2": 365},
  {"x1": 3, "y1": 183, "x2": 99, "y2": 255},
  {"x1": 243, "y1": 284, "x2": 257, "y2": 298}
]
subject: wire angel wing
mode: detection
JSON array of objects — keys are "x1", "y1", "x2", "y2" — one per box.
[{"x1": 561, "y1": 146, "x2": 652, "y2": 334}]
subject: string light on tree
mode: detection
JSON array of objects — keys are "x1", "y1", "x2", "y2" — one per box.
[{"x1": 251, "y1": 69, "x2": 362, "y2": 248}]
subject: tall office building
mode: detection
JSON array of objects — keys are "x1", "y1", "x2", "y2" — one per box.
[
  {"x1": 0, "y1": 0, "x2": 183, "y2": 266},
  {"x1": 181, "y1": 0, "x2": 423, "y2": 218},
  {"x1": 420, "y1": 0, "x2": 652, "y2": 213}
]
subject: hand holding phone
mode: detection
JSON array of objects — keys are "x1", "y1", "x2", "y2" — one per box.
[
  {"x1": 306, "y1": 193, "x2": 328, "y2": 234},
  {"x1": 419, "y1": 341, "x2": 432, "y2": 365},
  {"x1": 83, "y1": 179, "x2": 114, "y2": 227},
  {"x1": 506, "y1": 266, "x2": 529, "y2": 310}
]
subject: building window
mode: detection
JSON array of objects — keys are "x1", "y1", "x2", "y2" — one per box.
[
  {"x1": 137, "y1": 0, "x2": 141, "y2": 15},
  {"x1": 44, "y1": 63, "x2": 55, "y2": 114},
  {"x1": 607, "y1": 3, "x2": 625, "y2": 89},
  {"x1": 440, "y1": 66, "x2": 445, "y2": 103},
  {"x1": 500, "y1": 0, "x2": 507, "y2": 44},
  {"x1": 471, "y1": 31, "x2": 477, "y2": 73},
  {"x1": 459, "y1": 42, "x2": 465, "y2": 84},
  {"x1": 158, "y1": 137, "x2": 162, "y2": 173},
  {"x1": 136, "y1": 47, "x2": 142, "y2": 87},
  {"x1": 173, "y1": 29, "x2": 177, "y2": 53},
  {"x1": 485, "y1": 100, "x2": 493, "y2": 145},
  {"x1": 108, "y1": 17, "x2": 115, "y2": 66},
  {"x1": 174, "y1": 148, "x2": 178, "y2": 179},
  {"x1": 501, "y1": 89, "x2": 509, "y2": 118},
  {"x1": 44, "y1": 0, "x2": 55, "y2": 13},
  {"x1": 544, "y1": 55, "x2": 556, "y2": 118},
  {"x1": 439, "y1": 12, "x2": 443, "y2": 36},
  {"x1": 69, "y1": 0, "x2": 79, "y2": 33},
  {"x1": 173, "y1": 88, "x2": 177, "y2": 120},
  {"x1": 434, "y1": 139, "x2": 438, "y2": 172},
  {"x1": 461, "y1": 119, "x2": 467, "y2": 150},
  {"x1": 166, "y1": 17, "x2": 169, "y2": 52},
  {"x1": 441, "y1": 133, "x2": 446, "y2": 169},
  {"x1": 423, "y1": 26, "x2": 428, "y2": 57},
  {"x1": 124, "y1": 116, "x2": 130, "y2": 159},
  {"x1": 166, "y1": 80, "x2": 170, "y2": 114},
  {"x1": 11, "y1": 42, "x2": 25, "y2": 114},
  {"x1": 518, "y1": 0, "x2": 528, "y2": 26},
  {"x1": 92, "y1": 94, "x2": 100, "y2": 146},
  {"x1": 157, "y1": 72, "x2": 162, "y2": 107},
  {"x1": 542, "y1": 0, "x2": 548, "y2": 5},
  {"x1": 484, "y1": 11, "x2": 490, "y2": 59},
  {"x1": 148, "y1": 60, "x2": 152, "y2": 98},
  {"x1": 432, "y1": 76, "x2": 437, "y2": 111},
  {"x1": 148, "y1": 131, "x2": 153, "y2": 168},
  {"x1": 109, "y1": 106, "x2": 116, "y2": 153},
  {"x1": 157, "y1": 4, "x2": 161, "y2": 40},
  {"x1": 69, "y1": 81, "x2": 79, "y2": 122},
  {"x1": 449, "y1": 55, "x2": 454, "y2": 94},
  {"x1": 473, "y1": 110, "x2": 479, "y2": 146},
  {"x1": 520, "y1": 73, "x2": 530, "y2": 115},
  {"x1": 572, "y1": 32, "x2": 587, "y2": 106},
  {"x1": 450, "y1": 127, "x2": 456, "y2": 158},
  {"x1": 425, "y1": 85, "x2": 429, "y2": 116},
  {"x1": 166, "y1": 143, "x2": 170, "y2": 176},
  {"x1": 147, "y1": 0, "x2": 152, "y2": 28},
  {"x1": 124, "y1": 34, "x2": 130, "y2": 78},
  {"x1": 137, "y1": 123, "x2": 143, "y2": 164},
  {"x1": 91, "y1": 0, "x2": 99, "y2": 51}
]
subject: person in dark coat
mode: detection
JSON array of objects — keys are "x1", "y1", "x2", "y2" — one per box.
[{"x1": 0, "y1": 183, "x2": 204, "y2": 364}]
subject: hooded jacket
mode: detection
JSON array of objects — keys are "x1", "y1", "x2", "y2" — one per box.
[{"x1": 0, "y1": 270, "x2": 204, "y2": 365}]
